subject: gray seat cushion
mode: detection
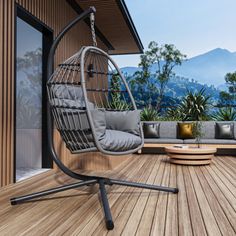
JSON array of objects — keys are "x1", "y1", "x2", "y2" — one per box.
[
  {"x1": 144, "y1": 138, "x2": 183, "y2": 144},
  {"x1": 100, "y1": 129, "x2": 142, "y2": 152},
  {"x1": 184, "y1": 139, "x2": 236, "y2": 144}
]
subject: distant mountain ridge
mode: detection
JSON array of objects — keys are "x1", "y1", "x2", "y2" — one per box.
[{"x1": 121, "y1": 48, "x2": 236, "y2": 87}]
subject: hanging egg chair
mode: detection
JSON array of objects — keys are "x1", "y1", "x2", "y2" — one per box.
[
  {"x1": 47, "y1": 45, "x2": 144, "y2": 155},
  {"x1": 10, "y1": 7, "x2": 178, "y2": 230}
]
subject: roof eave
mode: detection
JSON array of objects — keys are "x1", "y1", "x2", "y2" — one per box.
[{"x1": 116, "y1": 0, "x2": 144, "y2": 54}]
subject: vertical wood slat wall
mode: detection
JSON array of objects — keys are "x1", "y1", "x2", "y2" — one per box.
[{"x1": 0, "y1": 0, "x2": 106, "y2": 187}]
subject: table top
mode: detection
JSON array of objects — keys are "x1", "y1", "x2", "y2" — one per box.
[{"x1": 165, "y1": 146, "x2": 217, "y2": 154}]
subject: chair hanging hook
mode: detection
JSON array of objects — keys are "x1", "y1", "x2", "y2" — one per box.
[{"x1": 90, "y1": 12, "x2": 97, "y2": 47}]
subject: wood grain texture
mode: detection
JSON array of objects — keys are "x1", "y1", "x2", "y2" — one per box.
[
  {"x1": 0, "y1": 154, "x2": 235, "y2": 235},
  {"x1": 0, "y1": 0, "x2": 114, "y2": 187},
  {"x1": 143, "y1": 143, "x2": 236, "y2": 149},
  {"x1": 0, "y1": 0, "x2": 142, "y2": 187}
]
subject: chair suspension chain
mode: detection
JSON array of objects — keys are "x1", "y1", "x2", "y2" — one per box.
[{"x1": 90, "y1": 13, "x2": 97, "y2": 47}]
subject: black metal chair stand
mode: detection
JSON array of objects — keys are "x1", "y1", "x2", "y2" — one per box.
[{"x1": 11, "y1": 176, "x2": 178, "y2": 230}]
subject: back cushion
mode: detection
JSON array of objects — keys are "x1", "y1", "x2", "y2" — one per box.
[
  {"x1": 159, "y1": 121, "x2": 177, "y2": 138},
  {"x1": 201, "y1": 121, "x2": 215, "y2": 139},
  {"x1": 105, "y1": 110, "x2": 141, "y2": 136},
  {"x1": 215, "y1": 121, "x2": 236, "y2": 139}
]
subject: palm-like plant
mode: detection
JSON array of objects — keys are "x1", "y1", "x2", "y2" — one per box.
[
  {"x1": 165, "y1": 107, "x2": 183, "y2": 121},
  {"x1": 211, "y1": 107, "x2": 236, "y2": 121},
  {"x1": 179, "y1": 88, "x2": 211, "y2": 121},
  {"x1": 141, "y1": 107, "x2": 159, "y2": 121}
]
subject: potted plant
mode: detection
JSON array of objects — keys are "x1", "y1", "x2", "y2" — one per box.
[{"x1": 193, "y1": 121, "x2": 204, "y2": 148}]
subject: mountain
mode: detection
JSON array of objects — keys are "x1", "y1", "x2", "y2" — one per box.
[
  {"x1": 121, "y1": 48, "x2": 236, "y2": 87},
  {"x1": 174, "y1": 48, "x2": 236, "y2": 86}
]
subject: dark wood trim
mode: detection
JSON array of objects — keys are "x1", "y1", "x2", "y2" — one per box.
[
  {"x1": 66, "y1": 0, "x2": 114, "y2": 51},
  {"x1": 116, "y1": 0, "x2": 144, "y2": 53}
]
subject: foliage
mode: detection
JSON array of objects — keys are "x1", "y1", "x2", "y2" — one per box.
[
  {"x1": 141, "y1": 106, "x2": 159, "y2": 121},
  {"x1": 17, "y1": 48, "x2": 42, "y2": 98},
  {"x1": 211, "y1": 107, "x2": 236, "y2": 121},
  {"x1": 16, "y1": 48, "x2": 42, "y2": 129},
  {"x1": 164, "y1": 88, "x2": 212, "y2": 121},
  {"x1": 129, "y1": 54, "x2": 157, "y2": 106},
  {"x1": 130, "y1": 41, "x2": 186, "y2": 110},
  {"x1": 164, "y1": 107, "x2": 183, "y2": 121},
  {"x1": 219, "y1": 71, "x2": 236, "y2": 106},
  {"x1": 16, "y1": 92, "x2": 41, "y2": 129},
  {"x1": 146, "y1": 41, "x2": 186, "y2": 111},
  {"x1": 192, "y1": 121, "x2": 204, "y2": 147},
  {"x1": 107, "y1": 100, "x2": 131, "y2": 111},
  {"x1": 178, "y1": 88, "x2": 212, "y2": 121},
  {"x1": 109, "y1": 73, "x2": 131, "y2": 110}
]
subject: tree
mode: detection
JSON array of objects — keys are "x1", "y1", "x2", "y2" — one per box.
[
  {"x1": 17, "y1": 47, "x2": 42, "y2": 99},
  {"x1": 131, "y1": 54, "x2": 156, "y2": 107},
  {"x1": 219, "y1": 72, "x2": 236, "y2": 106},
  {"x1": 135, "y1": 41, "x2": 186, "y2": 111}
]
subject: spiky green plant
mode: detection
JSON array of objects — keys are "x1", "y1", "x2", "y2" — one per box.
[
  {"x1": 164, "y1": 107, "x2": 183, "y2": 121},
  {"x1": 179, "y1": 88, "x2": 211, "y2": 121},
  {"x1": 108, "y1": 73, "x2": 131, "y2": 110},
  {"x1": 211, "y1": 107, "x2": 236, "y2": 121},
  {"x1": 141, "y1": 107, "x2": 159, "y2": 121}
]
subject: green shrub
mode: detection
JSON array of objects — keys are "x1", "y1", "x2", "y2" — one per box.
[
  {"x1": 211, "y1": 107, "x2": 236, "y2": 121},
  {"x1": 141, "y1": 107, "x2": 159, "y2": 121}
]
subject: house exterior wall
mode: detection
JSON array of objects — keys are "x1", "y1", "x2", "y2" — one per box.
[{"x1": 0, "y1": 0, "x2": 107, "y2": 187}]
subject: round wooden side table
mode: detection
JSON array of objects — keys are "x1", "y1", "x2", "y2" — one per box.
[{"x1": 165, "y1": 146, "x2": 217, "y2": 165}]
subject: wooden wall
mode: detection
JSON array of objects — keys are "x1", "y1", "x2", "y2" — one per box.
[{"x1": 0, "y1": 0, "x2": 107, "y2": 187}]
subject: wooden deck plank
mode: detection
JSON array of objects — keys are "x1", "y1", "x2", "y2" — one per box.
[
  {"x1": 0, "y1": 155, "x2": 235, "y2": 235},
  {"x1": 135, "y1": 156, "x2": 169, "y2": 236},
  {"x1": 165, "y1": 163, "x2": 178, "y2": 236},
  {"x1": 120, "y1": 156, "x2": 160, "y2": 236},
  {"x1": 74, "y1": 156, "x2": 156, "y2": 236},
  {"x1": 176, "y1": 165, "x2": 193, "y2": 236},
  {"x1": 183, "y1": 166, "x2": 208, "y2": 235},
  {"x1": 150, "y1": 158, "x2": 170, "y2": 235},
  {"x1": 196, "y1": 166, "x2": 235, "y2": 236},
  {"x1": 34, "y1": 156, "x2": 145, "y2": 236},
  {"x1": 204, "y1": 166, "x2": 236, "y2": 211},
  {"x1": 211, "y1": 159, "x2": 236, "y2": 196},
  {"x1": 216, "y1": 157, "x2": 236, "y2": 181},
  {"x1": 214, "y1": 159, "x2": 236, "y2": 188},
  {"x1": 188, "y1": 166, "x2": 222, "y2": 236},
  {"x1": 92, "y1": 156, "x2": 156, "y2": 236},
  {"x1": 201, "y1": 167, "x2": 236, "y2": 232},
  {"x1": 106, "y1": 156, "x2": 159, "y2": 236},
  {"x1": 223, "y1": 156, "x2": 236, "y2": 167}
]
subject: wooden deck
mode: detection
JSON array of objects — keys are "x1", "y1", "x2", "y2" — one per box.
[{"x1": 0, "y1": 154, "x2": 235, "y2": 236}]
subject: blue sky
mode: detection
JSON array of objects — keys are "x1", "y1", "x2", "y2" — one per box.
[{"x1": 113, "y1": 0, "x2": 236, "y2": 68}]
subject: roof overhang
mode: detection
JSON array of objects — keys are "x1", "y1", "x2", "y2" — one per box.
[{"x1": 66, "y1": 0, "x2": 144, "y2": 55}]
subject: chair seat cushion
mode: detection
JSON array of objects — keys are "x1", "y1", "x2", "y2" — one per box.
[{"x1": 100, "y1": 129, "x2": 142, "y2": 152}]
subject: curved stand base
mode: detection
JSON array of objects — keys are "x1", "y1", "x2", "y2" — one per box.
[{"x1": 10, "y1": 176, "x2": 178, "y2": 230}]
